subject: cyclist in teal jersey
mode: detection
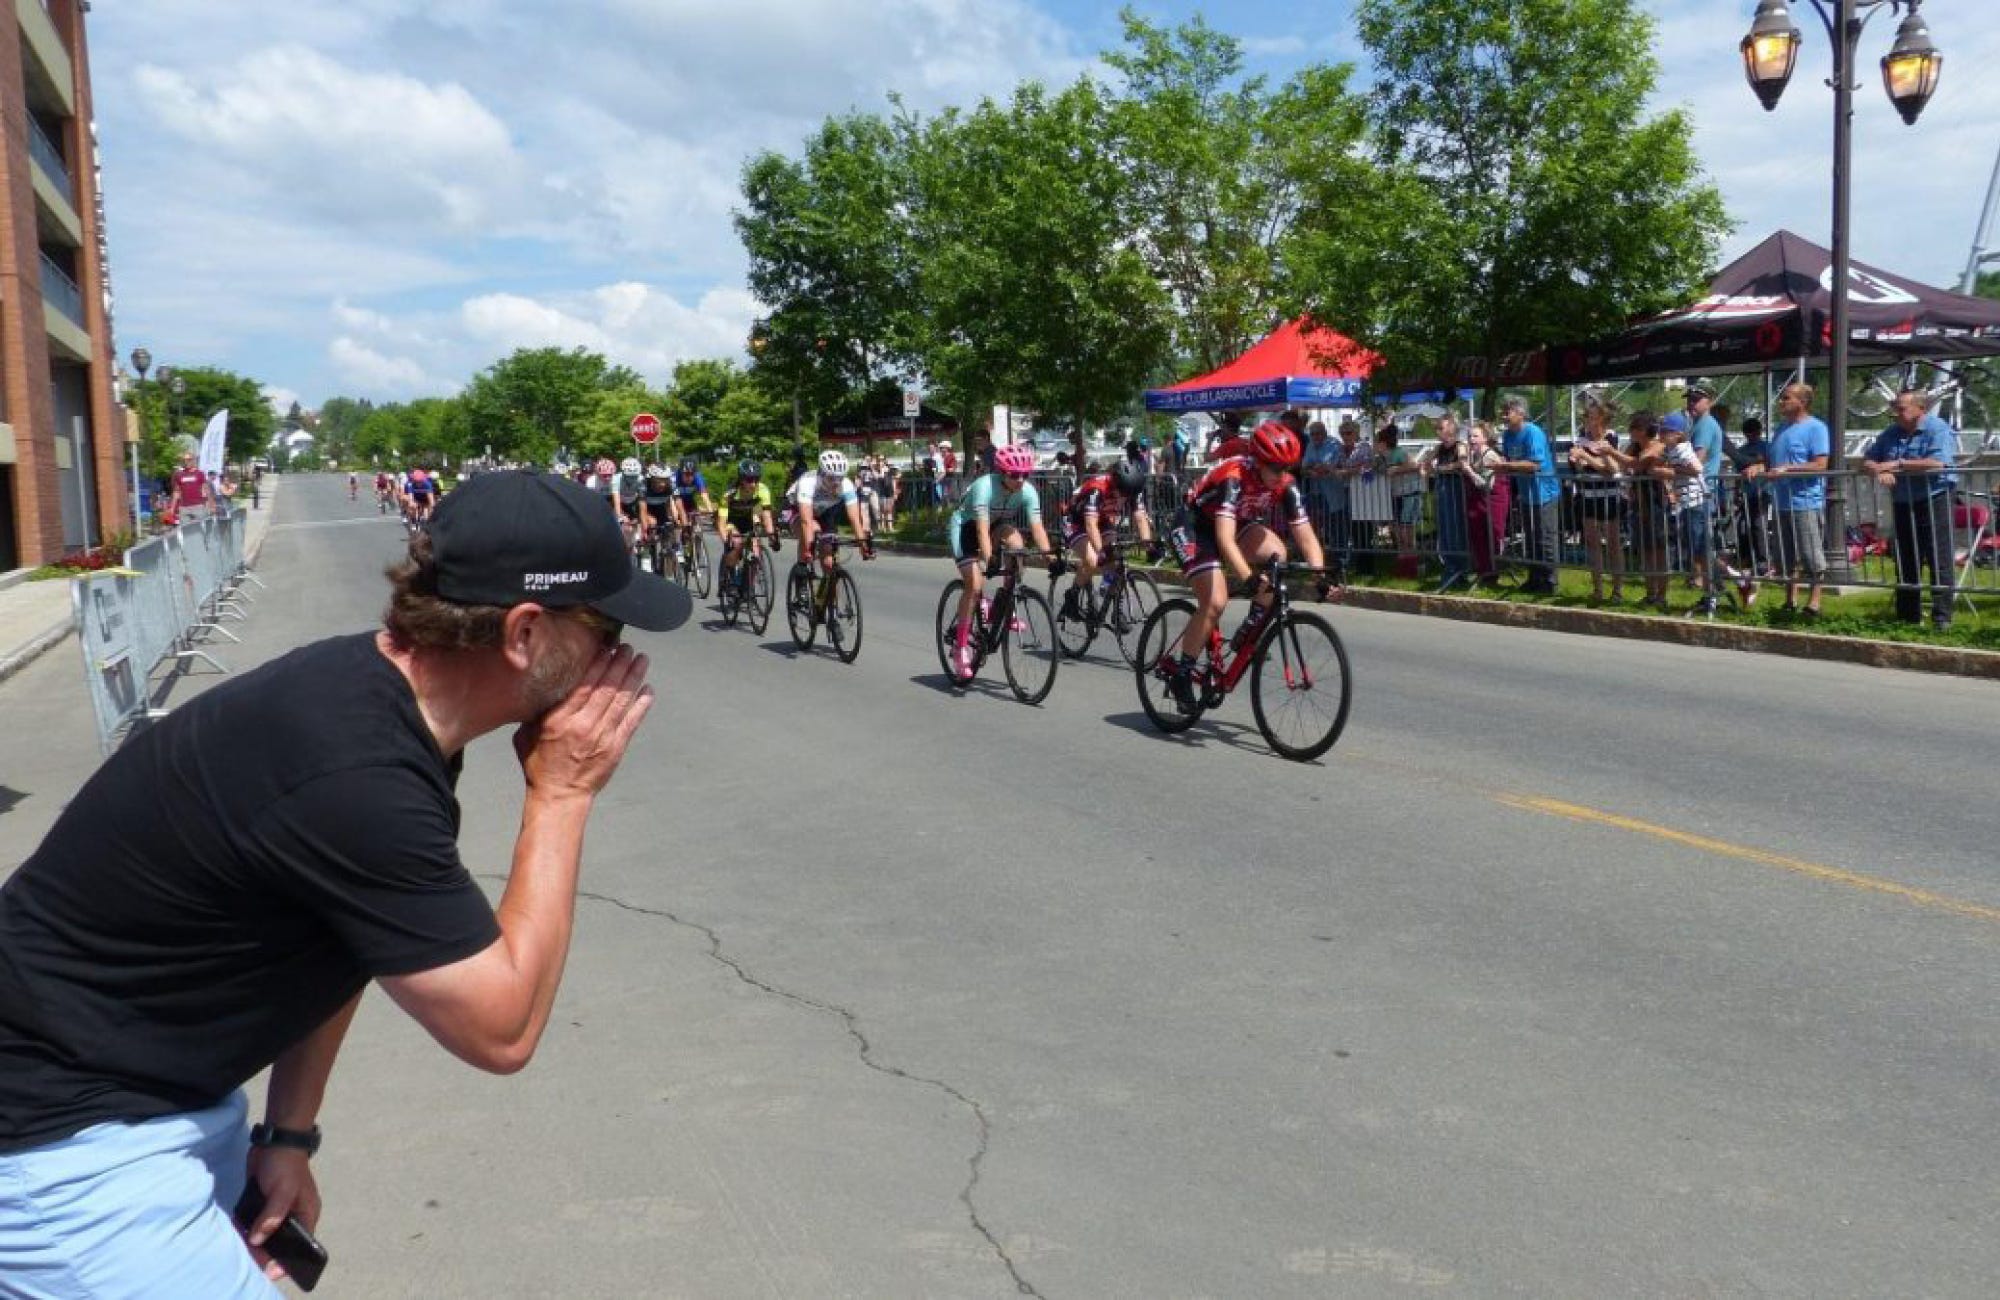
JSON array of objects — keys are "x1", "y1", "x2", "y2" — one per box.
[{"x1": 945, "y1": 444, "x2": 1058, "y2": 681}]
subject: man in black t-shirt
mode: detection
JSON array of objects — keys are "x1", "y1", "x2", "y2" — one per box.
[{"x1": 0, "y1": 471, "x2": 690, "y2": 1297}]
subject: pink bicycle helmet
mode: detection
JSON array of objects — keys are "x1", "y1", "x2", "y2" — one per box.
[{"x1": 994, "y1": 445, "x2": 1036, "y2": 477}]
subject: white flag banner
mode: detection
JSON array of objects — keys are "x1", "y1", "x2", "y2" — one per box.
[{"x1": 198, "y1": 410, "x2": 229, "y2": 480}]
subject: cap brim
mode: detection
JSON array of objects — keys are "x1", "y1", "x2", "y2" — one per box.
[{"x1": 590, "y1": 569, "x2": 693, "y2": 632}]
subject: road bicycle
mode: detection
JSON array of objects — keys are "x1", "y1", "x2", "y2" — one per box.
[
  {"x1": 932, "y1": 549, "x2": 1060, "y2": 704},
  {"x1": 716, "y1": 529, "x2": 780, "y2": 634},
  {"x1": 674, "y1": 515, "x2": 713, "y2": 598},
  {"x1": 1134, "y1": 558, "x2": 1352, "y2": 762},
  {"x1": 1050, "y1": 535, "x2": 1162, "y2": 666},
  {"x1": 787, "y1": 533, "x2": 870, "y2": 662},
  {"x1": 1848, "y1": 358, "x2": 1993, "y2": 435}
]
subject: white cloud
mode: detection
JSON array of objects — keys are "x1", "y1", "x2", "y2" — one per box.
[
  {"x1": 459, "y1": 282, "x2": 761, "y2": 384},
  {"x1": 328, "y1": 337, "x2": 454, "y2": 398}
]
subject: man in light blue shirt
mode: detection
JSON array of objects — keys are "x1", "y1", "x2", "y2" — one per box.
[
  {"x1": 1745, "y1": 381, "x2": 1830, "y2": 616},
  {"x1": 1861, "y1": 388, "x2": 1959, "y2": 628},
  {"x1": 1299, "y1": 419, "x2": 1347, "y2": 577},
  {"x1": 1496, "y1": 394, "x2": 1559, "y2": 593},
  {"x1": 1685, "y1": 378, "x2": 1726, "y2": 487}
]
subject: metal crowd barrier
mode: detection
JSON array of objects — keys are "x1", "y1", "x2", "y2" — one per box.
[{"x1": 71, "y1": 507, "x2": 257, "y2": 755}]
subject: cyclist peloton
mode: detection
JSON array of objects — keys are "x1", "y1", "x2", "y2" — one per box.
[
  {"x1": 716, "y1": 459, "x2": 779, "y2": 588},
  {"x1": 790, "y1": 449, "x2": 875, "y2": 581},
  {"x1": 946, "y1": 443, "x2": 1059, "y2": 681},
  {"x1": 1163, "y1": 420, "x2": 1326, "y2": 712},
  {"x1": 1060, "y1": 458, "x2": 1160, "y2": 618}
]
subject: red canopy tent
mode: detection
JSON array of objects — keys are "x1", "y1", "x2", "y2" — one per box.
[{"x1": 1144, "y1": 317, "x2": 1379, "y2": 412}]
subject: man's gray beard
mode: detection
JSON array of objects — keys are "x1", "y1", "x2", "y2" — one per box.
[{"x1": 524, "y1": 634, "x2": 590, "y2": 717}]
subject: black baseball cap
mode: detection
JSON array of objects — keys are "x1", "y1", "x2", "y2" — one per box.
[
  {"x1": 428, "y1": 471, "x2": 691, "y2": 631},
  {"x1": 1687, "y1": 377, "x2": 1717, "y2": 400}
]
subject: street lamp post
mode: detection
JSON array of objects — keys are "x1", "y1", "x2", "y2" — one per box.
[
  {"x1": 1740, "y1": 0, "x2": 1943, "y2": 578},
  {"x1": 127, "y1": 347, "x2": 150, "y2": 534}
]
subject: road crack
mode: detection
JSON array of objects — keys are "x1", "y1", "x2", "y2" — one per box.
[{"x1": 572, "y1": 885, "x2": 1044, "y2": 1298}]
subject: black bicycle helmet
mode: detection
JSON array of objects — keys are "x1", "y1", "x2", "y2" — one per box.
[
  {"x1": 737, "y1": 458, "x2": 762, "y2": 481},
  {"x1": 1110, "y1": 459, "x2": 1147, "y2": 499}
]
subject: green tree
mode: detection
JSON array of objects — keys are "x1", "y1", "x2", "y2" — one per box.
[
  {"x1": 315, "y1": 397, "x2": 374, "y2": 465},
  {"x1": 456, "y1": 347, "x2": 642, "y2": 465},
  {"x1": 906, "y1": 78, "x2": 1173, "y2": 438},
  {"x1": 1103, "y1": 11, "x2": 1378, "y2": 374},
  {"x1": 736, "y1": 114, "x2": 914, "y2": 420},
  {"x1": 573, "y1": 382, "x2": 671, "y2": 467},
  {"x1": 713, "y1": 374, "x2": 795, "y2": 465},
  {"x1": 1325, "y1": 0, "x2": 1731, "y2": 395},
  {"x1": 660, "y1": 358, "x2": 738, "y2": 462}
]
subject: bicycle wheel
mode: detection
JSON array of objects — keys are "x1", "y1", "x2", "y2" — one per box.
[
  {"x1": 1250, "y1": 611, "x2": 1352, "y2": 762},
  {"x1": 828, "y1": 568, "x2": 863, "y2": 663},
  {"x1": 1107, "y1": 569, "x2": 1162, "y2": 667},
  {"x1": 1134, "y1": 598, "x2": 1203, "y2": 733},
  {"x1": 787, "y1": 565, "x2": 817, "y2": 650},
  {"x1": 1053, "y1": 574, "x2": 1096, "y2": 659},
  {"x1": 1002, "y1": 587, "x2": 1060, "y2": 704},
  {"x1": 717, "y1": 552, "x2": 741, "y2": 627},
  {"x1": 935, "y1": 579, "x2": 968, "y2": 682},
  {"x1": 748, "y1": 551, "x2": 774, "y2": 635},
  {"x1": 689, "y1": 531, "x2": 712, "y2": 598}
]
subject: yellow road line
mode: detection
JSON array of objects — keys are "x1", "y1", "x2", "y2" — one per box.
[{"x1": 1493, "y1": 793, "x2": 2000, "y2": 924}]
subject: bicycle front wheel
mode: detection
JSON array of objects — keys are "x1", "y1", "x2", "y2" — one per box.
[
  {"x1": 1250, "y1": 611, "x2": 1352, "y2": 762},
  {"x1": 829, "y1": 568, "x2": 862, "y2": 663},
  {"x1": 1108, "y1": 570, "x2": 1162, "y2": 667},
  {"x1": 1134, "y1": 598, "x2": 1203, "y2": 733},
  {"x1": 689, "y1": 531, "x2": 712, "y2": 598},
  {"x1": 1002, "y1": 587, "x2": 1059, "y2": 705},
  {"x1": 787, "y1": 565, "x2": 817, "y2": 650},
  {"x1": 748, "y1": 552, "x2": 774, "y2": 635},
  {"x1": 1053, "y1": 574, "x2": 1096, "y2": 659}
]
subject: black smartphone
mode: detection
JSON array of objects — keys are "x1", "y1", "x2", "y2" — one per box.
[{"x1": 232, "y1": 1178, "x2": 329, "y2": 1292}]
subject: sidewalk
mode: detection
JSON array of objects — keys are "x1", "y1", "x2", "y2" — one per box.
[{"x1": 0, "y1": 480, "x2": 281, "y2": 686}]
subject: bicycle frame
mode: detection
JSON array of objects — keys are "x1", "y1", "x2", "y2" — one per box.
[{"x1": 1187, "y1": 563, "x2": 1314, "y2": 699}]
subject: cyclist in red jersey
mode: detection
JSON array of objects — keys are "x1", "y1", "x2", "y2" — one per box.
[
  {"x1": 1059, "y1": 459, "x2": 1160, "y2": 618},
  {"x1": 1163, "y1": 421, "x2": 1326, "y2": 711}
]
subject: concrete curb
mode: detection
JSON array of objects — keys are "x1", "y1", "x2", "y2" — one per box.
[
  {"x1": 0, "y1": 613, "x2": 75, "y2": 687},
  {"x1": 875, "y1": 540, "x2": 2000, "y2": 681}
]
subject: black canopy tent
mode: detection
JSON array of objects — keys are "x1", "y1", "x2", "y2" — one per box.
[{"x1": 1547, "y1": 230, "x2": 2000, "y2": 386}]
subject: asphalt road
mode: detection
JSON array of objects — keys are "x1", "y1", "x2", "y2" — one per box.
[{"x1": 5, "y1": 473, "x2": 1998, "y2": 1298}]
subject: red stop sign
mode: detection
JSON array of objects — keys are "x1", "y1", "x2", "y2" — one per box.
[{"x1": 630, "y1": 412, "x2": 661, "y2": 444}]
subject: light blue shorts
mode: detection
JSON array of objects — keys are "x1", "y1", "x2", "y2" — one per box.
[{"x1": 0, "y1": 1090, "x2": 280, "y2": 1299}]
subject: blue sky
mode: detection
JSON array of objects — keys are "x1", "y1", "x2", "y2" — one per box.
[{"x1": 89, "y1": 1, "x2": 2000, "y2": 414}]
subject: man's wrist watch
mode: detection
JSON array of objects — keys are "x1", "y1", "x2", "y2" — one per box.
[{"x1": 250, "y1": 1123, "x2": 322, "y2": 1156}]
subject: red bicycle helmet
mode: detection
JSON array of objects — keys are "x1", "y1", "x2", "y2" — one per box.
[{"x1": 1248, "y1": 421, "x2": 1301, "y2": 468}]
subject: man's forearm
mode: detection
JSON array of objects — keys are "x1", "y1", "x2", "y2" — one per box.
[
  {"x1": 264, "y1": 992, "x2": 362, "y2": 1129},
  {"x1": 490, "y1": 791, "x2": 593, "y2": 1060}
]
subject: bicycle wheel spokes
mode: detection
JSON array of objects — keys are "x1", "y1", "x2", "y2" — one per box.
[
  {"x1": 1249, "y1": 611, "x2": 1352, "y2": 762},
  {"x1": 1053, "y1": 574, "x2": 1095, "y2": 659},
  {"x1": 935, "y1": 579, "x2": 969, "y2": 683},
  {"x1": 1110, "y1": 570, "x2": 1162, "y2": 667},
  {"x1": 830, "y1": 569, "x2": 862, "y2": 663},
  {"x1": 1002, "y1": 587, "x2": 1059, "y2": 704},
  {"x1": 748, "y1": 553, "x2": 773, "y2": 634},
  {"x1": 786, "y1": 566, "x2": 817, "y2": 649},
  {"x1": 690, "y1": 532, "x2": 712, "y2": 598},
  {"x1": 1134, "y1": 598, "x2": 1202, "y2": 733}
]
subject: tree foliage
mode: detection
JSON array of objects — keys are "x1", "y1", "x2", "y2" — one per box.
[
  {"x1": 1305, "y1": 0, "x2": 1729, "y2": 393},
  {"x1": 456, "y1": 347, "x2": 643, "y2": 465}
]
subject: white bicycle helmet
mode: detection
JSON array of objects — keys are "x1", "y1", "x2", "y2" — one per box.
[
  {"x1": 620, "y1": 456, "x2": 642, "y2": 477},
  {"x1": 818, "y1": 449, "x2": 848, "y2": 478},
  {"x1": 645, "y1": 461, "x2": 668, "y2": 478}
]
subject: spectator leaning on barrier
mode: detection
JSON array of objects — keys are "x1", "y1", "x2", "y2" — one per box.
[
  {"x1": 1861, "y1": 388, "x2": 1959, "y2": 630},
  {"x1": 1657, "y1": 413, "x2": 1718, "y2": 615},
  {"x1": 1496, "y1": 394, "x2": 1560, "y2": 594},
  {"x1": 1462, "y1": 420, "x2": 1509, "y2": 584},
  {"x1": 1301, "y1": 420, "x2": 1346, "y2": 579},
  {"x1": 1567, "y1": 397, "x2": 1627, "y2": 606},
  {"x1": 171, "y1": 452, "x2": 210, "y2": 519},
  {"x1": 1418, "y1": 415, "x2": 1471, "y2": 590},
  {"x1": 0, "y1": 471, "x2": 691, "y2": 1298},
  {"x1": 1617, "y1": 412, "x2": 1672, "y2": 610},
  {"x1": 1746, "y1": 381, "x2": 1831, "y2": 617}
]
